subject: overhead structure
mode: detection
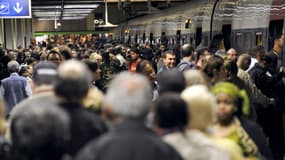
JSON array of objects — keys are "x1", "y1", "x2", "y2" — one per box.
[{"x1": 97, "y1": 0, "x2": 118, "y2": 28}]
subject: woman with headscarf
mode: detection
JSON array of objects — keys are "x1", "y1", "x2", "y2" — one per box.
[{"x1": 212, "y1": 82, "x2": 272, "y2": 160}]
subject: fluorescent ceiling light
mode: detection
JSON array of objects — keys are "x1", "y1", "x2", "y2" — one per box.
[
  {"x1": 37, "y1": 16, "x2": 86, "y2": 20},
  {"x1": 33, "y1": 6, "x2": 61, "y2": 9},
  {"x1": 64, "y1": 4, "x2": 99, "y2": 9}
]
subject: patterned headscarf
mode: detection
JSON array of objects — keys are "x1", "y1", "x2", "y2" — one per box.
[{"x1": 212, "y1": 82, "x2": 250, "y2": 116}]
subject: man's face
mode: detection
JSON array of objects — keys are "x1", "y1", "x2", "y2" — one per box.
[
  {"x1": 277, "y1": 35, "x2": 284, "y2": 48},
  {"x1": 163, "y1": 53, "x2": 176, "y2": 68},
  {"x1": 130, "y1": 51, "x2": 139, "y2": 61},
  {"x1": 227, "y1": 50, "x2": 238, "y2": 61}
]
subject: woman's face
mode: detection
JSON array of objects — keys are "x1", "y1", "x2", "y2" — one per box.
[
  {"x1": 216, "y1": 93, "x2": 235, "y2": 124},
  {"x1": 143, "y1": 64, "x2": 156, "y2": 82}
]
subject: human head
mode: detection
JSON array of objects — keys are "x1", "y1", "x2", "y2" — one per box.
[
  {"x1": 248, "y1": 46, "x2": 265, "y2": 63},
  {"x1": 183, "y1": 69, "x2": 210, "y2": 89},
  {"x1": 263, "y1": 53, "x2": 277, "y2": 73},
  {"x1": 84, "y1": 60, "x2": 101, "y2": 81},
  {"x1": 181, "y1": 43, "x2": 194, "y2": 58},
  {"x1": 103, "y1": 72, "x2": 152, "y2": 120},
  {"x1": 181, "y1": 85, "x2": 216, "y2": 131},
  {"x1": 89, "y1": 52, "x2": 103, "y2": 64},
  {"x1": 136, "y1": 60, "x2": 156, "y2": 82},
  {"x1": 153, "y1": 93, "x2": 188, "y2": 131},
  {"x1": 32, "y1": 61, "x2": 58, "y2": 86},
  {"x1": 224, "y1": 59, "x2": 238, "y2": 78},
  {"x1": 139, "y1": 48, "x2": 153, "y2": 61},
  {"x1": 161, "y1": 50, "x2": 176, "y2": 69},
  {"x1": 227, "y1": 48, "x2": 238, "y2": 62},
  {"x1": 129, "y1": 47, "x2": 140, "y2": 62},
  {"x1": 157, "y1": 69, "x2": 186, "y2": 94},
  {"x1": 25, "y1": 57, "x2": 37, "y2": 67},
  {"x1": 273, "y1": 34, "x2": 284, "y2": 50},
  {"x1": 7, "y1": 60, "x2": 20, "y2": 73},
  {"x1": 203, "y1": 55, "x2": 226, "y2": 84},
  {"x1": 47, "y1": 50, "x2": 63, "y2": 66},
  {"x1": 54, "y1": 60, "x2": 91, "y2": 102},
  {"x1": 19, "y1": 65, "x2": 32, "y2": 78},
  {"x1": 237, "y1": 54, "x2": 251, "y2": 71},
  {"x1": 58, "y1": 45, "x2": 72, "y2": 60},
  {"x1": 212, "y1": 82, "x2": 250, "y2": 125},
  {"x1": 11, "y1": 104, "x2": 69, "y2": 160}
]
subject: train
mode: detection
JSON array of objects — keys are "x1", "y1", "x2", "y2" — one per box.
[{"x1": 112, "y1": 0, "x2": 285, "y2": 54}]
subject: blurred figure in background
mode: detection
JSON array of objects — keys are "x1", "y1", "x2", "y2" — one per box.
[
  {"x1": 0, "y1": 61, "x2": 32, "y2": 117},
  {"x1": 212, "y1": 82, "x2": 272, "y2": 160},
  {"x1": 136, "y1": 60, "x2": 158, "y2": 100},
  {"x1": 11, "y1": 101, "x2": 70, "y2": 160},
  {"x1": 181, "y1": 85, "x2": 243, "y2": 160},
  {"x1": 54, "y1": 60, "x2": 107, "y2": 157},
  {"x1": 76, "y1": 72, "x2": 182, "y2": 160}
]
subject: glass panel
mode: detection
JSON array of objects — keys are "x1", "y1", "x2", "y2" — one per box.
[{"x1": 256, "y1": 32, "x2": 263, "y2": 46}]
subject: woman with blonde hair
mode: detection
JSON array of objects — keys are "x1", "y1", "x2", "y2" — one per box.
[{"x1": 181, "y1": 85, "x2": 245, "y2": 160}]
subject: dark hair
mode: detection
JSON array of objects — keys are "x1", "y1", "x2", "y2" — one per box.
[
  {"x1": 11, "y1": 104, "x2": 69, "y2": 160},
  {"x1": 157, "y1": 69, "x2": 186, "y2": 94},
  {"x1": 47, "y1": 50, "x2": 62, "y2": 61},
  {"x1": 224, "y1": 59, "x2": 238, "y2": 77},
  {"x1": 24, "y1": 57, "x2": 37, "y2": 66},
  {"x1": 136, "y1": 60, "x2": 152, "y2": 74},
  {"x1": 248, "y1": 46, "x2": 265, "y2": 58},
  {"x1": 209, "y1": 34, "x2": 223, "y2": 54},
  {"x1": 273, "y1": 34, "x2": 283, "y2": 41},
  {"x1": 84, "y1": 60, "x2": 99, "y2": 73},
  {"x1": 203, "y1": 55, "x2": 224, "y2": 78},
  {"x1": 59, "y1": 46, "x2": 72, "y2": 60},
  {"x1": 18, "y1": 65, "x2": 29, "y2": 76},
  {"x1": 54, "y1": 78, "x2": 89, "y2": 102},
  {"x1": 154, "y1": 93, "x2": 189, "y2": 131},
  {"x1": 161, "y1": 50, "x2": 175, "y2": 58},
  {"x1": 181, "y1": 44, "x2": 194, "y2": 57}
]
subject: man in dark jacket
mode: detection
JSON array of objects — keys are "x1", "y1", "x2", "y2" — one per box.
[
  {"x1": 55, "y1": 60, "x2": 107, "y2": 157},
  {"x1": 176, "y1": 43, "x2": 195, "y2": 72},
  {"x1": 248, "y1": 54, "x2": 284, "y2": 160},
  {"x1": 75, "y1": 72, "x2": 182, "y2": 160}
]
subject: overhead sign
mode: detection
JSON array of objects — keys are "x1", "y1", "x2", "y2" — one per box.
[{"x1": 0, "y1": 0, "x2": 31, "y2": 18}]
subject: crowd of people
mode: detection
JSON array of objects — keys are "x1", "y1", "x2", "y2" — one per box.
[{"x1": 0, "y1": 33, "x2": 284, "y2": 160}]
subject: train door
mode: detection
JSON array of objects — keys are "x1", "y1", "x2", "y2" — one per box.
[
  {"x1": 195, "y1": 27, "x2": 202, "y2": 47},
  {"x1": 222, "y1": 24, "x2": 231, "y2": 51},
  {"x1": 176, "y1": 30, "x2": 181, "y2": 45},
  {"x1": 150, "y1": 33, "x2": 154, "y2": 44},
  {"x1": 269, "y1": 20, "x2": 284, "y2": 51}
]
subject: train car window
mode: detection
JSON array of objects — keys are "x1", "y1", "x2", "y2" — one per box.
[
  {"x1": 255, "y1": 32, "x2": 263, "y2": 46},
  {"x1": 235, "y1": 32, "x2": 252, "y2": 54}
]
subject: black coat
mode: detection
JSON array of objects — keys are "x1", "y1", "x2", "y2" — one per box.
[
  {"x1": 59, "y1": 102, "x2": 107, "y2": 157},
  {"x1": 240, "y1": 117, "x2": 273, "y2": 160},
  {"x1": 75, "y1": 119, "x2": 183, "y2": 160},
  {"x1": 248, "y1": 63, "x2": 282, "y2": 98}
]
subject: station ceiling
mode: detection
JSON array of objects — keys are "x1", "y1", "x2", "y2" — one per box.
[{"x1": 31, "y1": 0, "x2": 184, "y2": 20}]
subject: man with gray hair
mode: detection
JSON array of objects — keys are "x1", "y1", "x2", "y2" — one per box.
[
  {"x1": 75, "y1": 72, "x2": 182, "y2": 160},
  {"x1": 9, "y1": 61, "x2": 59, "y2": 120},
  {"x1": 0, "y1": 60, "x2": 32, "y2": 117}
]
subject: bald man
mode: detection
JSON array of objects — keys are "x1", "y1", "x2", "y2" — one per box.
[{"x1": 55, "y1": 60, "x2": 107, "y2": 157}]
